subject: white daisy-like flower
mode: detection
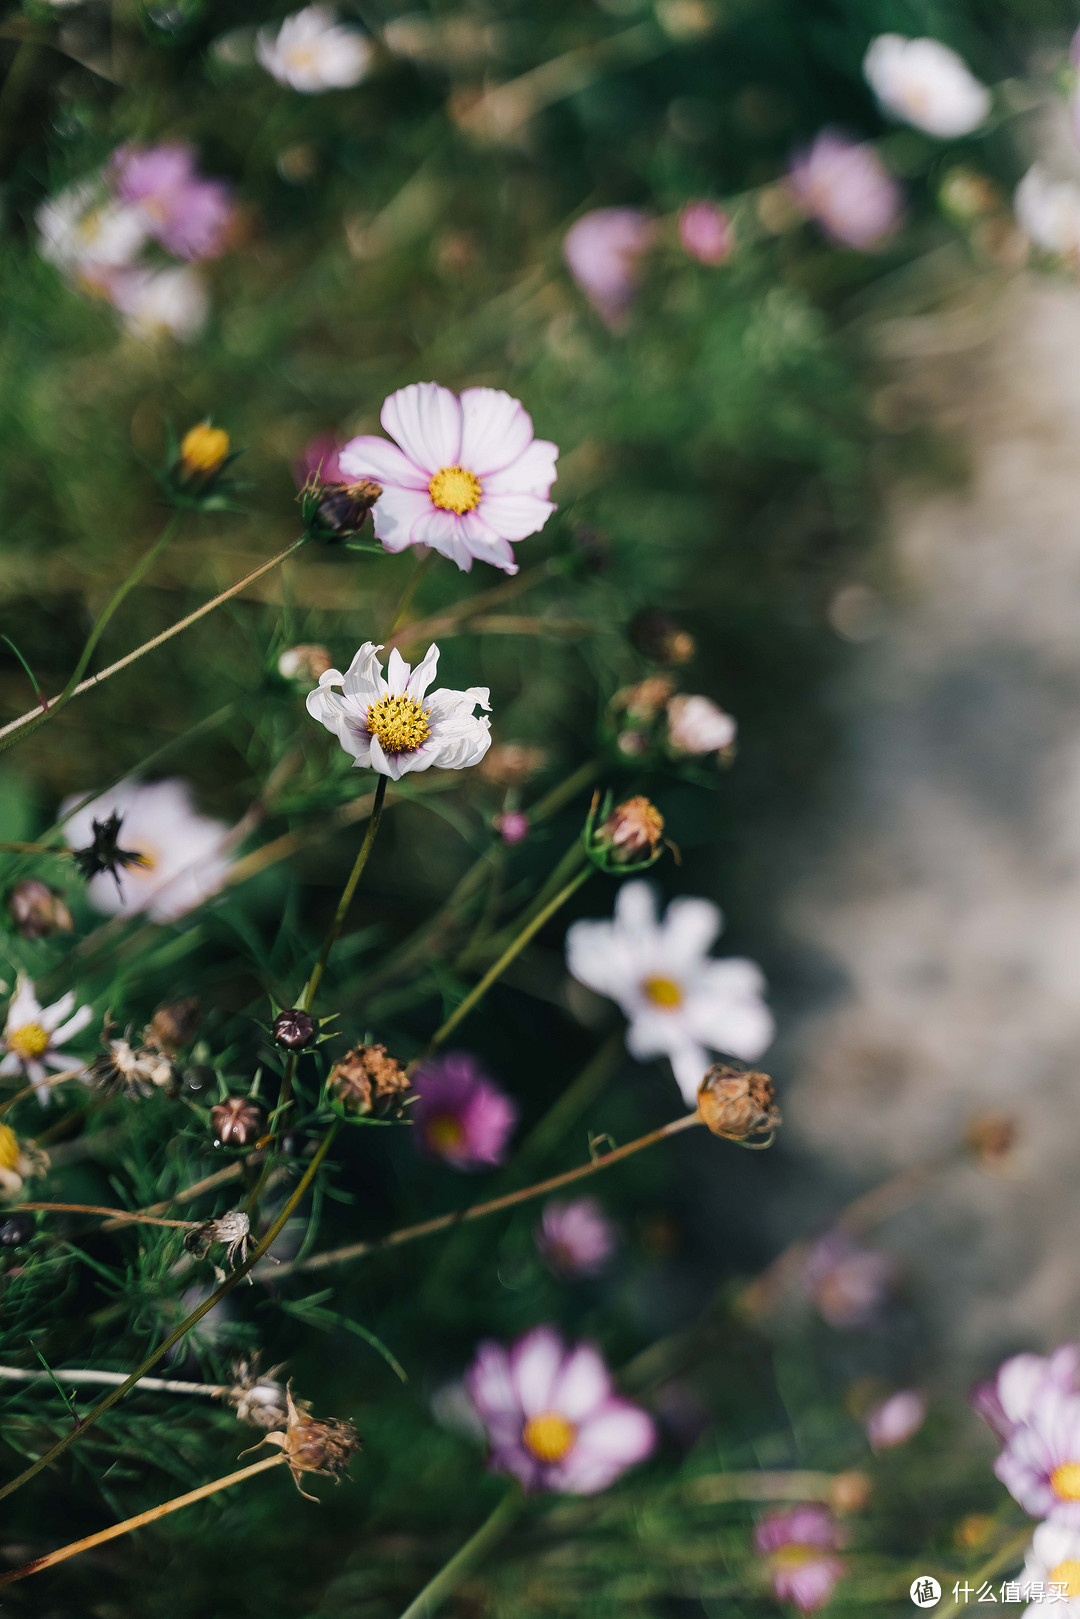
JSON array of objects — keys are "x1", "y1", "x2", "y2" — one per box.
[
  {"x1": 565, "y1": 881, "x2": 773, "y2": 1106},
  {"x1": 109, "y1": 265, "x2": 209, "y2": 344},
  {"x1": 863, "y1": 35, "x2": 990, "y2": 139},
  {"x1": 1015, "y1": 167, "x2": 1080, "y2": 261},
  {"x1": 62, "y1": 779, "x2": 233, "y2": 923},
  {"x1": 256, "y1": 5, "x2": 373, "y2": 92},
  {"x1": 666, "y1": 694, "x2": 736, "y2": 757},
  {"x1": 0, "y1": 976, "x2": 94, "y2": 1105},
  {"x1": 339, "y1": 382, "x2": 558, "y2": 575},
  {"x1": 36, "y1": 181, "x2": 148, "y2": 275},
  {"x1": 305, "y1": 641, "x2": 491, "y2": 781},
  {"x1": 1020, "y1": 1516, "x2": 1080, "y2": 1613}
]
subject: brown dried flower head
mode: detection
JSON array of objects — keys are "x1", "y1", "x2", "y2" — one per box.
[
  {"x1": 327, "y1": 1043, "x2": 410, "y2": 1120},
  {"x1": 147, "y1": 997, "x2": 200, "y2": 1056},
  {"x1": 227, "y1": 1358, "x2": 289, "y2": 1430},
  {"x1": 88, "y1": 1023, "x2": 180, "y2": 1100},
  {"x1": 248, "y1": 1381, "x2": 361, "y2": 1499},
  {"x1": 628, "y1": 608, "x2": 696, "y2": 667},
  {"x1": 696, "y1": 1064, "x2": 781, "y2": 1142},
  {"x1": 611, "y1": 674, "x2": 676, "y2": 724},
  {"x1": 598, "y1": 796, "x2": 664, "y2": 863},
  {"x1": 184, "y1": 1210, "x2": 252, "y2": 1281},
  {"x1": 212, "y1": 1096, "x2": 266, "y2": 1149},
  {"x1": 8, "y1": 879, "x2": 74, "y2": 940}
]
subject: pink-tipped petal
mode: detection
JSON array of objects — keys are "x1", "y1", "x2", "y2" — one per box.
[
  {"x1": 509, "y1": 1327, "x2": 565, "y2": 1416},
  {"x1": 381, "y1": 382, "x2": 462, "y2": 473},
  {"x1": 339, "y1": 434, "x2": 429, "y2": 490},
  {"x1": 459, "y1": 387, "x2": 535, "y2": 475},
  {"x1": 372, "y1": 486, "x2": 435, "y2": 551}
]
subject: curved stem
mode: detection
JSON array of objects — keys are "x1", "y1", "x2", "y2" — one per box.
[
  {"x1": 300, "y1": 774, "x2": 389, "y2": 1013},
  {"x1": 0, "y1": 1121, "x2": 339, "y2": 1503},
  {"x1": 387, "y1": 549, "x2": 435, "y2": 635},
  {"x1": 398, "y1": 1486, "x2": 522, "y2": 1619}
]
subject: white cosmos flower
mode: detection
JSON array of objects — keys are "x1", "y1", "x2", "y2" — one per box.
[
  {"x1": 565, "y1": 881, "x2": 774, "y2": 1106},
  {"x1": 256, "y1": 5, "x2": 373, "y2": 92},
  {"x1": 109, "y1": 265, "x2": 209, "y2": 343},
  {"x1": 36, "y1": 181, "x2": 148, "y2": 274},
  {"x1": 1015, "y1": 167, "x2": 1080, "y2": 260},
  {"x1": 863, "y1": 35, "x2": 990, "y2": 139},
  {"x1": 1020, "y1": 1516, "x2": 1080, "y2": 1613},
  {"x1": 0, "y1": 976, "x2": 94, "y2": 1105},
  {"x1": 62, "y1": 779, "x2": 233, "y2": 923},
  {"x1": 666, "y1": 694, "x2": 736, "y2": 756},
  {"x1": 306, "y1": 640, "x2": 491, "y2": 780}
]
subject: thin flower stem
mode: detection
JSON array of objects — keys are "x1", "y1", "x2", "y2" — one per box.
[
  {"x1": 269, "y1": 1110, "x2": 703, "y2": 1280},
  {"x1": 387, "y1": 549, "x2": 436, "y2": 635},
  {"x1": 300, "y1": 773, "x2": 389, "y2": 1014},
  {"x1": 397, "y1": 1485, "x2": 523, "y2": 1619},
  {"x1": 0, "y1": 841, "x2": 70, "y2": 855},
  {"x1": 0, "y1": 536, "x2": 305, "y2": 749},
  {"x1": 426, "y1": 864, "x2": 592, "y2": 1052},
  {"x1": 12, "y1": 1203, "x2": 196, "y2": 1228},
  {"x1": 0, "y1": 1454, "x2": 287, "y2": 1587},
  {"x1": 0, "y1": 1366, "x2": 226, "y2": 1397},
  {"x1": 0, "y1": 1121, "x2": 339, "y2": 1503}
]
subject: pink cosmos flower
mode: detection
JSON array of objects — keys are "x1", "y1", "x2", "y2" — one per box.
[
  {"x1": 788, "y1": 131, "x2": 902, "y2": 251},
  {"x1": 971, "y1": 1345, "x2": 1080, "y2": 1444},
  {"x1": 410, "y1": 1052, "x2": 517, "y2": 1170},
  {"x1": 803, "y1": 1232, "x2": 895, "y2": 1329},
  {"x1": 865, "y1": 1389, "x2": 928, "y2": 1451},
  {"x1": 465, "y1": 1325, "x2": 656, "y2": 1494},
  {"x1": 562, "y1": 207, "x2": 657, "y2": 327},
  {"x1": 536, "y1": 1198, "x2": 618, "y2": 1278},
  {"x1": 995, "y1": 1388, "x2": 1080, "y2": 1518},
  {"x1": 678, "y1": 200, "x2": 734, "y2": 265},
  {"x1": 112, "y1": 144, "x2": 235, "y2": 261},
  {"x1": 339, "y1": 382, "x2": 557, "y2": 575},
  {"x1": 754, "y1": 1505, "x2": 845, "y2": 1612},
  {"x1": 294, "y1": 432, "x2": 346, "y2": 487},
  {"x1": 495, "y1": 810, "x2": 529, "y2": 845}
]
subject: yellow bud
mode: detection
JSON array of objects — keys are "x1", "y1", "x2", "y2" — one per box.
[
  {"x1": 180, "y1": 422, "x2": 230, "y2": 476},
  {"x1": 0, "y1": 1124, "x2": 21, "y2": 1172}
]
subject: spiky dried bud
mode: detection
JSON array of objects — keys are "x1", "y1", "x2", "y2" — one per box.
[
  {"x1": 965, "y1": 1113, "x2": 1016, "y2": 1167},
  {"x1": 88, "y1": 1028, "x2": 180, "y2": 1100},
  {"x1": 184, "y1": 1210, "x2": 251, "y2": 1279},
  {"x1": 227, "y1": 1359, "x2": 289, "y2": 1430},
  {"x1": 303, "y1": 478, "x2": 382, "y2": 540},
  {"x1": 277, "y1": 644, "x2": 333, "y2": 686},
  {"x1": 71, "y1": 811, "x2": 149, "y2": 894},
  {"x1": 327, "y1": 1044, "x2": 410, "y2": 1120},
  {"x1": 7, "y1": 879, "x2": 73, "y2": 940},
  {"x1": 0, "y1": 1212, "x2": 34, "y2": 1247},
  {"x1": 212, "y1": 1096, "x2": 266, "y2": 1149},
  {"x1": 597, "y1": 797, "x2": 664, "y2": 864},
  {"x1": 249, "y1": 1382, "x2": 360, "y2": 1499},
  {"x1": 273, "y1": 1008, "x2": 316, "y2": 1050},
  {"x1": 628, "y1": 608, "x2": 696, "y2": 666},
  {"x1": 180, "y1": 422, "x2": 230, "y2": 477},
  {"x1": 696, "y1": 1064, "x2": 781, "y2": 1143},
  {"x1": 148, "y1": 997, "x2": 200, "y2": 1056}
]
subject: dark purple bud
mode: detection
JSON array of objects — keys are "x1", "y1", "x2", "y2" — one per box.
[{"x1": 273, "y1": 1009, "x2": 316, "y2": 1050}]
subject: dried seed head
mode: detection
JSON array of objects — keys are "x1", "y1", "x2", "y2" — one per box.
[
  {"x1": 7, "y1": 880, "x2": 74, "y2": 940},
  {"x1": 212, "y1": 1096, "x2": 266, "y2": 1149},
  {"x1": 327, "y1": 1044, "x2": 410, "y2": 1120},
  {"x1": 88, "y1": 1026, "x2": 181, "y2": 1100},
  {"x1": 70, "y1": 811, "x2": 150, "y2": 895},
  {"x1": 312, "y1": 479, "x2": 383, "y2": 538},
  {"x1": 597, "y1": 796, "x2": 664, "y2": 863},
  {"x1": 251, "y1": 1382, "x2": 360, "y2": 1499},
  {"x1": 227, "y1": 1358, "x2": 289, "y2": 1430},
  {"x1": 273, "y1": 1008, "x2": 316, "y2": 1050},
  {"x1": 184, "y1": 1210, "x2": 251, "y2": 1279},
  {"x1": 696, "y1": 1064, "x2": 781, "y2": 1143},
  {"x1": 147, "y1": 997, "x2": 200, "y2": 1056},
  {"x1": 180, "y1": 422, "x2": 230, "y2": 477},
  {"x1": 628, "y1": 608, "x2": 696, "y2": 666},
  {"x1": 277, "y1": 644, "x2": 333, "y2": 686},
  {"x1": 965, "y1": 1113, "x2": 1017, "y2": 1168}
]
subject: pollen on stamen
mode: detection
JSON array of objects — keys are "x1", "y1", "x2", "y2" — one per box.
[
  {"x1": 428, "y1": 465, "x2": 482, "y2": 515},
  {"x1": 366, "y1": 693, "x2": 432, "y2": 755}
]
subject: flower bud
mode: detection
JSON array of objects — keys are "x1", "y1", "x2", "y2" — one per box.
[
  {"x1": 7, "y1": 880, "x2": 73, "y2": 940},
  {"x1": 212, "y1": 1096, "x2": 266, "y2": 1148},
  {"x1": 612, "y1": 675, "x2": 675, "y2": 724},
  {"x1": 277, "y1": 644, "x2": 332, "y2": 685},
  {"x1": 180, "y1": 422, "x2": 230, "y2": 478},
  {"x1": 148, "y1": 997, "x2": 200, "y2": 1055},
  {"x1": 273, "y1": 1008, "x2": 316, "y2": 1050},
  {"x1": 0, "y1": 1212, "x2": 34, "y2": 1247},
  {"x1": 696, "y1": 1064, "x2": 780, "y2": 1142},
  {"x1": 597, "y1": 796, "x2": 664, "y2": 864},
  {"x1": 628, "y1": 609, "x2": 696, "y2": 666},
  {"x1": 327, "y1": 1043, "x2": 410, "y2": 1120},
  {"x1": 666, "y1": 693, "x2": 737, "y2": 757},
  {"x1": 254, "y1": 1382, "x2": 361, "y2": 1498},
  {"x1": 310, "y1": 479, "x2": 382, "y2": 539},
  {"x1": 495, "y1": 811, "x2": 529, "y2": 846}
]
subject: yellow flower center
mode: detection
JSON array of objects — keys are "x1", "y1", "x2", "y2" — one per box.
[
  {"x1": 427, "y1": 1114, "x2": 465, "y2": 1153},
  {"x1": 428, "y1": 465, "x2": 482, "y2": 515},
  {"x1": 180, "y1": 423, "x2": 230, "y2": 475},
  {"x1": 642, "y1": 976, "x2": 684, "y2": 1009},
  {"x1": 522, "y1": 1411, "x2": 576, "y2": 1464},
  {"x1": 1052, "y1": 1464, "x2": 1080, "y2": 1502},
  {"x1": 1050, "y1": 1561, "x2": 1080, "y2": 1599},
  {"x1": 771, "y1": 1544, "x2": 817, "y2": 1570},
  {"x1": 366, "y1": 693, "x2": 431, "y2": 755},
  {"x1": 0, "y1": 1124, "x2": 20, "y2": 1172},
  {"x1": 7, "y1": 1023, "x2": 50, "y2": 1061}
]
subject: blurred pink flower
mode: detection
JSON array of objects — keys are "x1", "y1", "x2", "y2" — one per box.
[
  {"x1": 465, "y1": 1325, "x2": 655, "y2": 1493},
  {"x1": 995, "y1": 1388, "x2": 1080, "y2": 1517},
  {"x1": 113, "y1": 144, "x2": 235, "y2": 261},
  {"x1": 666, "y1": 693, "x2": 736, "y2": 756},
  {"x1": 294, "y1": 432, "x2": 346, "y2": 487},
  {"x1": 803, "y1": 1232, "x2": 895, "y2": 1329},
  {"x1": 788, "y1": 131, "x2": 902, "y2": 250},
  {"x1": 340, "y1": 382, "x2": 557, "y2": 574},
  {"x1": 865, "y1": 1389, "x2": 928, "y2": 1451},
  {"x1": 495, "y1": 810, "x2": 529, "y2": 845},
  {"x1": 754, "y1": 1505, "x2": 845, "y2": 1612},
  {"x1": 536, "y1": 1198, "x2": 617, "y2": 1278},
  {"x1": 562, "y1": 207, "x2": 657, "y2": 326},
  {"x1": 971, "y1": 1345, "x2": 1080, "y2": 1443},
  {"x1": 410, "y1": 1052, "x2": 517, "y2": 1170},
  {"x1": 677, "y1": 200, "x2": 734, "y2": 265}
]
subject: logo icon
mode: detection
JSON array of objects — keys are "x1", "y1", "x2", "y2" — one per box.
[{"x1": 911, "y1": 1577, "x2": 941, "y2": 1608}]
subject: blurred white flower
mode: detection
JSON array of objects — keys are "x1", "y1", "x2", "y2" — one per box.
[
  {"x1": 0, "y1": 976, "x2": 94, "y2": 1104},
  {"x1": 666, "y1": 694, "x2": 736, "y2": 756},
  {"x1": 1015, "y1": 166, "x2": 1080, "y2": 260},
  {"x1": 562, "y1": 207, "x2": 656, "y2": 327},
  {"x1": 863, "y1": 35, "x2": 990, "y2": 139},
  {"x1": 865, "y1": 1390, "x2": 928, "y2": 1451},
  {"x1": 109, "y1": 265, "x2": 209, "y2": 343},
  {"x1": 565, "y1": 881, "x2": 773, "y2": 1105},
  {"x1": 306, "y1": 640, "x2": 492, "y2": 780},
  {"x1": 37, "y1": 182, "x2": 148, "y2": 275},
  {"x1": 256, "y1": 6, "x2": 373, "y2": 92},
  {"x1": 62, "y1": 779, "x2": 233, "y2": 923},
  {"x1": 1019, "y1": 1517, "x2": 1080, "y2": 1614}
]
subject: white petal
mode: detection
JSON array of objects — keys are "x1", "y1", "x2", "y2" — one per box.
[
  {"x1": 385, "y1": 647, "x2": 411, "y2": 696},
  {"x1": 510, "y1": 1327, "x2": 564, "y2": 1416},
  {"x1": 406, "y1": 644, "x2": 440, "y2": 701},
  {"x1": 39, "y1": 990, "x2": 76, "y2": 1033},
  {"x1": 550, "y1": 1345, "x2": 611, "y2": 1421},
  {"x1": 410, "y1": 508, "x2": 475, "y2": 571},
  {"x1": 457, "y1": 511, "x2": 518, "y2": 573},
  {"x1": 614, "y1": 881, "x2": 659, "y2": 936},
  {"x1": 371, "y1": 486, "x2": 435, "y2": 552},
  {"x1": 49, "y1": 1005, "x2": 94, "y2": 1047},
  {"x1": 669, "y1": 1044, "x2": 712, "y2": 1106},
  {"x1": 0, "y1": 1053, "x2": 20, "y2": 1076},
  {"x1": 368, "y1": 734, "x2": 403, "y2": 779},
  {"x1": 381, "y1": 382, "x2": 462, "y2": 473},
  {"x1": 476, "y1": 492, "x2": 555, "y2": 543},
  {"x1": 341, "y1": 642, "x2": 387, "y2": 703},
  {"x1": 484, "y1": 438, "x2": 559, "y2": 498},
  {"x1": 6, "y1": 975, "x2": 41, "y2": 1032},
  {"x1": 458, "y1": 387, "x2": 534, "y2": 476},
  {"x1": 338, "y1": 434, "x2": 428, "y2": 489},
  {"x1": 660, "y1": 896, "x2": 722, "y2": 967}
]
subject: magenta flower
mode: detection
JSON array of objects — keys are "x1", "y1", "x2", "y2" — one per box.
[
  {"x1": 410, "y1": 1052, "x2": 517, "y2": 1170},
  {"x1": 802, "y1": 1232, "x2": 895, "y2": 1329},
  {"x1": 788, "y1": 131, "x2": 902, "y2": 251},
  {"x1": 339, "y1": 382, "x2": 557, "y2": 575},
  {"x1": 112, "y1": 144, "x2": 234, "y2": 261},
  {"x1": 494, "y1": 810, "x2": 529, "y2": 846},
  {"x1": 465, "y1": 1325, "x2": 656, "y2": 1494},
  {"x1": 536, "y1": 1198, "x2": 618, "y2": 1278},
  {"x1": 971, "y1": 1345, "x2": 1080, "y2": 1443},
  {"x1": 562, "y1": 207, "x2": 657, "y2": 327},
  {"x1": 865, "y1": 1389, "x2": 928, "y2": 1451},
  {"x1": 294, "y1": 432, "x2": 346, "y2": 487},
  {"x1": 995, "y1": 1388, "x2": 1080, "y2": 1518},
  {"x1": 754, "y1": 1506, "x2": 845, "y2": 1612},
  {"x1": 677, "y1": 200, "x2": 734, "y2": 265}
]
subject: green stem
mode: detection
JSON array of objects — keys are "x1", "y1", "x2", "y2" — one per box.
[
  {"x1": 398, "y1": 1487, "x2": 522, "y2": 1619},
  {"x1": 387, "y1": 550, "x2": 435, "y2": 636},
  {"x1": 458, "y1": 838, "x2": 585, "y2": 969},
  {"x1": 0, "y1": 1123, "x2": 339, "y2": 1504},
  {"x1": 301, "y1": 774, "x2": 389, "y2": 1013},
  {"x1": 427, "y1": 864, "x2": 592, "y2": 1052}
]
